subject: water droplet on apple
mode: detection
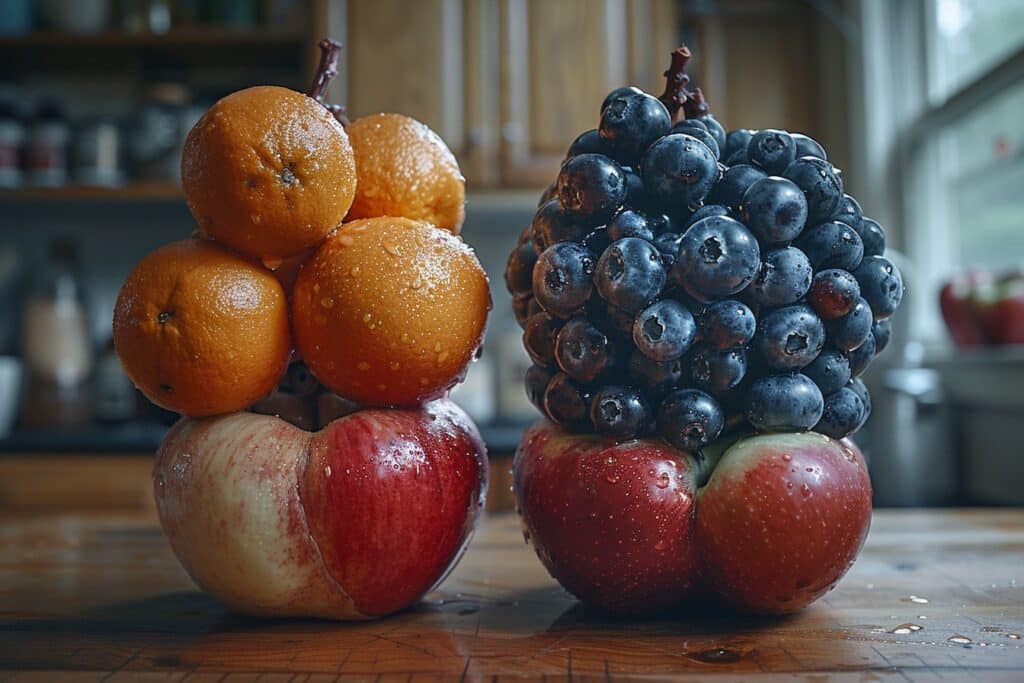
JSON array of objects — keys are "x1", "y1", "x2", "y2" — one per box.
[
  {"x1": 655, "y1": 472, "x2": 670, "y2": 489},
  {"x1": 1008, "y1": 633, "x2": 1022, "y2": 640},
  {"x1": 654, "y1": 539, "x2": 667, "y2": 551},
  {"x1": 606, "y1": 473, "x2": 619, "y2": 484},
  {"x1": 903, "y1": 595, "x2": 929, "y2": 604},
  {"x1": 949, "y1": 634, "x2": 972, "y2": 644},
  {"x1": 781, "y1": 454, "x2": 792, "y2": 462},
  {"x1": 800, "y1": 484, "x2": 811, "y2": 496}
]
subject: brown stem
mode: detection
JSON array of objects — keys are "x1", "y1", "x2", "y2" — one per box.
[
  {"x1": 658, "y1": 45, "x2": 711, "y2": 122},
  {"x1": 308, "y1": 38, "x2": 350, "y2": 126}
]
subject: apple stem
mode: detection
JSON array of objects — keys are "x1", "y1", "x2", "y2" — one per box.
[
  {"x1": 308, "y1": 38, "x2": 350, "y2": 126},
  {"x1": 658, "y1": 45, "x2": 711, "y2": 123}
]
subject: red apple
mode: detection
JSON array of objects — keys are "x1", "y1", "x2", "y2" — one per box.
[
  {"x1": 154, "y1": 399, "x2": 487, "y2": 619},
  {"x1": 514, "y1": 420, "x2": 871, "y2": 615}
]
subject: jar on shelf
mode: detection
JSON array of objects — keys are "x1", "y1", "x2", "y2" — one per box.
[
  {"x1": 73, "y1": 117, "x2": 123, "y2": 187},
  {"x1": 24, "y1": 102, "x2": 70, "y2": 188},
  {"x1": 0, "y1": 101, "x2": 24, "y2": 189}
]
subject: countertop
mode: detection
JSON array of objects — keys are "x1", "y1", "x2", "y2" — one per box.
[{"x1": 2, "y1": 509, "x2": 1024, "y2": 680}]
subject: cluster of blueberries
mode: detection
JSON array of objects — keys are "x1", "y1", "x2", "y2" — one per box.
[{"x1": 504, "y1": 84, "x2": 904, "y2": 452}]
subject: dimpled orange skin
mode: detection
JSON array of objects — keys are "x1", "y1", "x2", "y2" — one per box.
[
  {"x1": 345, "y1": 113, "x2": 466, "y2": 234},
  {"x1": 182, "y1": 86, "x2": 357, "y2": 262},
  {"x1": 292, "y1": 217, "x2": 490, "y2": 407},
  {"x1": 113, "y1": 239, "x2": 291, "y2": 417}
]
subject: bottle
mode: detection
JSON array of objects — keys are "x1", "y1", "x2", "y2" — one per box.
[{"x1": 24, "y1": 102, "x2": 70, "y2": 188}]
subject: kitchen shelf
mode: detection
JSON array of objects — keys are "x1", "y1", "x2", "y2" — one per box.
[
  {"x1": 0, "y1": 181, "x2": 183, "y2": 202},
  {"x1": 0, "y1": 27, "x2": 305, "y2": 50}
]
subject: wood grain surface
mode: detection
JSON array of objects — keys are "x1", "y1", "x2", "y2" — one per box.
[{"x1": 1, "y1": 509, "x2": 1023, "y2": 681}]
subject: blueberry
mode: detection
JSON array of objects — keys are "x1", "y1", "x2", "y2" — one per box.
[
  {"x1": 854, "y1": 217, "x2": 887, "y2": 258},
  {"x1": 544, "y1": 372, "x2": 593, "y2": 429},
  {"x1": 744, "y1": 373, "x2": 824, "y2": 432},
  {"x1": 802, "y1": 347, "x2": 851, "y2": 396},
  {"x1": 557, "y1": 154, "x2": 627, "y2": 223},
  {"x1": 657, "y1": 388, "x2": 725, "y2": 451},
  {"x1": 647, "y1": 212, "x2": 676, "y2": 235},
  {"x1": 566, "y1": 128, "x2": 607, "y2": 158},
  {"x1": 783, "y1": 156, "x2": 843, "y2": 224},
  {"x1": 601, "y1": 85, "x2": 643, "y2": 113},
  {"x1": 525, "y1": 364, "x2": 555, "y2": 412},
  {"x1": 739, "y1": 176, "x2": 808, "y2": 245},
  {"x1": 674, "y1": 216, "x2": 761, "y2": 301},
  {"x1": 847, "y1": 332, "x2": 876, "y2": 378},
  {"x1": 554, "y1": 316, "x2": 616, "y2": 383},
  {"x1": 583, "y1": 225, "x2": 612, "y2": 255},
  {"x1": 590, "y1": 385, "x2": 649, "y2": 438},
  {"x1": 633, "y1": 299, "x2": 697, "y2": 362},
  {"x1": 708, "y1": 164, "x2": 766, "y2": 208},
  {"x1": 792, "y1": 133, "x2": 827, "y2": 160},
  {"x1": 671, "y1": 120, "x2": 720, "y2": 158},
  {"x1": 687, "y1": 203, "x2": 730, "y2": 227},
  {"x1": 833, "y1": 193, "x2": 863, "y2": 224},
  {"x1": 796, "y1": 220, "x2": 864, "y2": 271},
  {"x1": 505, "y1": 237, "x2": 537, "y2": 297},
  {"x1": 724, "y1": 128, "x2": 756, "y2": 160},
  {"x1": 814, "y1": 386, "x2": 866, "y2": 439},
  {"x1": 622, "y1": 167, "x2": 649, "y2": 208},
  {"x1": 725, "y1": 148, "x2": 749, "y2": 166},
  {"x1": 825, "y1": 297, "x2": 873, "y2": 353},
  {"x1": 702, "y1": 299, "x2": 757, "y2": 349},
  {"x1": 628, "y1": 350, "x2": 683, "y2": 399},
  {"x1": 755, "y1": 304, "x2": 825, "y2": 370},
  {"x1": 594, "y1": 237, "x2": 667, "y2": 314},
  {"x1": 853, "y1": 255, "x2": 903, "y2": 320},
  {"x1": 597, "y1": 301, "x2": 638, "y2": 338},
  {"x1": 697, "y1": 114, "x2": 727, "y2": 152},
  {"x1": 748, "y1": 129, "x2": 796, "y2": 174},
  {"x1": 872, "y1": 318, "x2": 892, "y2": 354},
  {"x1": 641, "y1": 133, "x2": 720, "y2": 212},
  {"x1": 691, "y1": 346, "x2": 747, "y2": 396},
  {"x1": 653, "y1": 232, "x2": 683, "y2": 269},
  {"x1": 523, "y1": 311, "x2": 563, "y2": 367},
  {"x1": 538, "y1": 181, "x2": 557, "y2": 207},
  {"x1": 512, "y1": 293, "x2": 535, "y2": 329},
  {"x1": 746, "y1": 247, "x2": 813, "y2": 307},
  {"x1": 532, "y1": 242, "x2": 595, "y2": 318},
  {"x1": 807, "y1": 268, "x2": 861, "y2": 320},
  {"x1": 848, "y1": 377, "x2": 871, "y2": 427},
  {"x1": 607, "y1": 209, "x2": 654, "y2": 242},
  {"x1": 531, "y1": 199, "x2": 587, "y2": 253},
  {"x1": 599, "y1": 91, "x2": 672, "y2": 165}
]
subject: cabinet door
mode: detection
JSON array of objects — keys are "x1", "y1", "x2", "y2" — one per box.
[{"x1": 497, "y1": 0, "x2": 679, "y2": 187}]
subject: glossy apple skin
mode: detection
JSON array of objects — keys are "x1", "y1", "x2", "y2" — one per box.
[
  {"x1": 154, "y1": 399, "x2": 487, "y2": 620},
  {"x1": 514, "y1": 420, "x2": 871, "y2": 615},
  {"x1": 513, "y1": 422, "x2": 701, "y2": 614}
]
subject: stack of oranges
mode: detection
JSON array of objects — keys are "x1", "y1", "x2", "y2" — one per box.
[{"x1": 113, "y1": 59, "x2": 490, "y2": 420}]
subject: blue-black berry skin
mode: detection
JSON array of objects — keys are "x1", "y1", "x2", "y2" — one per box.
[
  {"x1": 833, "y1": 193, "x2": 863, "y2": 225},
  {"x1": 601, "y1": 85, "x2": 643, "y2": 113},
  {"x1": 698, "y1": 114, "x2": 727, "y2": 152},
  {"x1": 532, "y1": 242, "x2": 595, "y2": 318},
  {"x1": 671, "y1": 120, "x2": 720, "y2": 158},
  {"x1": 555, "y1": 316, "x2": 616, "y2": 383},
  {"x1": 674, "y1": 215, "x2": 761, "y2": 301},
  {"x1": 590, "y1": 385, "x2": 649, "y2": 438},
  {"x1": 755, "y1": 304, "x2": 825, "y2": 370},
  {"x1": 724, "y1": 128, "x2": 755, "y2": 160},
  {"x1": 531, "y1": 199, "x2": 587, "y2": 253},
  {"x1": 802, "y1": 347, "x2": 852, "y2": 396},
  {"x1": 653, "y1": 232, "x2": 683, "y2": 269},
  {"x1": 505, "y1": 228, "x2": 538, "y2": 294},
  {"x1": 538, "y1": 181, "x2": 557, "y2": 207},
  {"x1": 628, "y1": 350, "x2": 683, "y2": 399},
  {"x1": 872, "y1": 318, "x2": 892, "y2": 354},
  {"x1": 525, "y1": 364, "x2": 555, "y2": 412},
  {"x1": 523, "y1": 311, "x2": 563, "y2": 367},
  {"x1": 748, "y1": 129, "x2": 797, "y2": 175},
  {"x1": 853, "y1": 255, "x2": 904, "y2": 320},
  {"x1": 739, "y1": 176, "x2": 809, "y2": 245},
  {"x1": 557, "y1": 153, "x2": 627, "y2": 223},
  {"x1": 657, "y1": 388, "x2": 725, "y2": 451},
  {"x1": 691, "y1": 346, "x2": 747, "y2": 396},
  {"x1": 784, "y1": 156, "x2": 843, "y2": 224},
  {"x1": 745, "y1": 373, "x2": 824, "y2": 431},
  {"x1": 544, "y1": 372, "x2": 592, "y2": 429},
  {"x1": 641, "y1": 133, "x2": 720, "y2": 212},
  {"x1": 792, "y1": 133, "x2": 827, "y2": 160},
  {"x1": 825, "y1": 297, "x2": 873, "y2": 352},
  {"x1": 854, "y1": 217, "x2": 887, "y2": 258},
  {"x1": 702, "y1": 299, "x2": 757, "y2": 349},
  {"x1": 566, "y1": 128, "x2": 607, "y2": 158},
  {"x1": 599, "y1": 91, "x2": 672, "y2": 165},
  {"x1": 687, "y1": 203, "x2": 730, "y2": 228},
  {"x1": 807, "y1": 268, "x2": 861, "y2": 320},
  {"x1": 848, "y1": 377, "x2": 872, "y2": 428},
  {"x1": 632, "y1": 298, "x2": 697, "y2": 362},
  {"x1": 622, "y1": 167, "x2": 649, "y2": 209},
  {"x1": 512, "y1": 293, "x2": 535, "y2": 329},
  {"x1": 746, "y1": 247, "x2": 813, "y2": 308},
  {"x1": 709, "y1": 164, "x2": 766, "y2": 208},
  {"x1": 607, "y1": 209, "x2": 655, "y2": 242},
  {"x1": 814, "y1": 386, "x2": 865, "y2": 439},
  {"x1": 594, "y1": 237, "x2": 667, "y2": 314},
  {"x1": 796, "y1": 220, "x2": 865, "y2": 271},
  {"x1": 847, "y1": 332, "x2": 876, "y2": 377}
]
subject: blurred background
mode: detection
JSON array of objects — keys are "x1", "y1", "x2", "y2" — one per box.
[{"x1": 0, "y1": 0, "x2": 1021, "y2": 511}]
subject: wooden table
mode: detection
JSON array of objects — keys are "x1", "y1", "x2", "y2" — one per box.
[{"x1": 1, "y1": 509, "x2": 1023, "y2": 681}]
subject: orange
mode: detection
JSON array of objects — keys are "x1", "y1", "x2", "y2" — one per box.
[
  {"x1": 113, "y1": 239, "x2": 291, "y2": 417},
  {"x1": 181, "y1": 85, "x2": 357, "y2": 262},
  {"x1": 345, "y1": 113, "x2": 465, "y2": 233},
  {"x1": 292, "y1": 217, "x2": 490, "y2": 407}
]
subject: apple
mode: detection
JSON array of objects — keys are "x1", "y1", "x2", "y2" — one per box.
[
  {"x1": 514, "y1": 420, "x2": 871, "y2": 614},
  {"x1": 154, "y1": 399, "x2": 487, "y2": 619}
]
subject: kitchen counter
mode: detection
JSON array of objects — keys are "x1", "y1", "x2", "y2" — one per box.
[{"x1": 2, "y1": 509, "x2": 1023, "y2": 680}]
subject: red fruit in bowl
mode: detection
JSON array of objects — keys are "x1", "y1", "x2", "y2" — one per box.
[
  {"x1": 154, "y1": 399, "x2": 487, "y2": 619},
  {"x1": 514, "y1": 420, "x2": 871, "y2": 614}
]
